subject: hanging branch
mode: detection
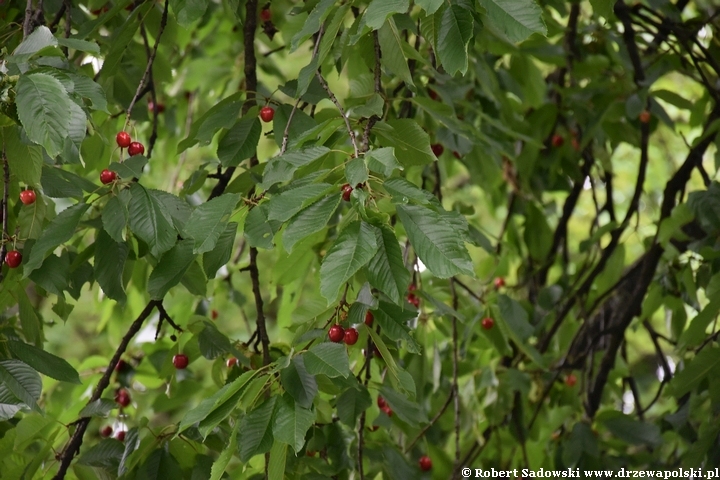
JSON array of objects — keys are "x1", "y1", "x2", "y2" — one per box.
[
  {"x1": 124, "y1": 0, "x2": 169, "y2": 131},
  {"x1": 138, "y1": 23, "x2": 159, "y2": 158},
  {"x1": 52, "y1": 301, "x2": 162, "y2": 480}
]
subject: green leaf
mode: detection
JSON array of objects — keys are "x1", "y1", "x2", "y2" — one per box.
[
  {"x1": 217, "y1": 115, "x2": 261, "y2": 168},
  {"x1": 336, "y1": 385, "x2": 372, "y2": 427},
  {"x1": 601, "y1": 413, "x2": 662, "y2": 447},
  {"x1": 94, "y1": 229, "x2": 129, "y2": 303},
  {"x1": 375, "y1": 301, "x2": 421, "y2": 353},
  {"x1": 203, "y1": 222, "x2": 237, "y2": 278},
  {"x1": 56, "y1": 37, "x2": 100, "y2": 54},
  {"x1": 128, "y1": 183, "x2": 177, "y2": 257},
  {"x1": 375, "y1": 120, "x2": 435, "y2": 166},
  {"x1": 290, "y1": 0, "x2": 336, "y2": 51},
  {"x1": 102, "y1": 195, "x2": 129, "y2": 243},
  {"x1": 172, "y1": 0, "x2": 210, "y2": 27},
  {"x1": 0, "y1": 360, "x2": 42, "y2": 414},
  {"x1": 478, "y1": 0, "x2": 547, "y2": 43},
  {"x1": 379, "y1": 385, "x2": 428, "y2": 427},
  {"x1": 417, "y1": 0, "x2": 443, "y2": 14},
  {"x1": 361, "y1": 0, "x2": 409, "y2": 31},
  {"x1": 76, "y1": 438, "x2": 124, "y2": 468},
  {"x1": 183, "y1": 194, "x2": 240, "y2": 254},
  {"x1": 28, "y1": 254, "x2": 68, "y2": 295},
  {"x1": 239, "y1": 396, "x2": 277, "y2": 461},
  {"x1": 668, "y1": 347, "x2": 720, "y2": 398},
  {"x1": 436, "y1": 4, "x2": 474, "y2": 76},
  {"x1": 320, "y1": 221, "x2": 380, "y2": 302},
  {"x1": 396, "y1": 204, "x2": 474, "y2": 278},
  {"x1": 40, "y1": 166, "x2": 83, "y2": 198},
  {"x1": 283, "y1": 194, "x2": 341, "y2": 253},
  {"x1": 280, "y1": 356, "x2": 318, "y2": 409},
  {"x1": 7, "y1": 340, "x2": 80, "y2": 384},
  {"x1": 179, "y1": 369, "x2": 258, "y2": 434},
  {"x1": 303, "y1": 344, "x2": 350, "y2": 378},
  {"x1": 268, "y1": 441, "x2": 287, "y2": 480},
  {"x1": 14, "y1": 26, "x2": 57, "y2": 55},
  {"x1": 151, "y1": 190, "x2": 192, "y2": 232},
  {"x1": 498, "y1": 295, "x2": 533, "y2": 341},
  {"x1": 244, "y1": 204, "x2": 281, "y2": 250},
  {"x1": 23, "y1": 203, "x2": 89, "y2": 276},
  {"x1": 272, "y1": 394, "x2": 315, "y2": 453},
  {"x1": 365, "y1": 147, "x2": 402, "y2": 178},
  {"x1": 679, "y1": 296, "x2": 720, "y2": 347},
  {"x1": 345, "y1": 158, "x2": 369, "y2": 186},
  {"x1": 178, "y1": 92, "x2": 244, "y2": 152},
  {"x1": 136, "y1": 447, "x2": 183, "y2": 479},
  {"x1": 16, "y1": 73, "x2": 73, "y2": 158},
  {"x1": 148, "y1": 239, "x2": 196, "y2": 299},
  {"x1": 17, "y1": 290, "x2": 42, "y2": 346},
  {"x1": 210, "y1": 420, "x2": 239, "y2": 480},
  {"x1": 260, "y1": 147, "x2": 331, "y2": 190},
  {"x1": 267, "y1": 183, "x2": 332, "y2": 222},
  {"x1": 109, "y1": 156, "x2": 148, "y2": 180},
  {"x1": 378, "y1": 18, "x2": 415, "y2": 87},
  {"x1": 68, "y1": 73, "x2": 108, "y2": 112},
  {"x1": 4, "y1": 126, "x2": 43, "y2": 186},
  {"x1": 366, "y1": 226, "x2": 410, "y2": 304},
  {"x1": 384, "y1": 177, "x2": 435, "y2": 204}
]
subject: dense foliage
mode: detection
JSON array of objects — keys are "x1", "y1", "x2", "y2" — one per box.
[{"x1": 1, "y1": 0, "x2": 720, "y2": 478}]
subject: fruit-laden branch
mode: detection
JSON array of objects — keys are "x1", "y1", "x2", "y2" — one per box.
[
  {"x1": 124, "y1": 0, "x2": 169, "y2": 131},
  {"x1": 0, "y1": 152, "x2": 9, "y2": 284},
  {"x1": 52, "y1": 300, "x2": 161, "y2": 480}
]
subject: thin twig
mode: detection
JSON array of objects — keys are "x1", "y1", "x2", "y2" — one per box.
[
  {"x1": 316, "y1": 70, "x2": 359, "y2": 158},
  {"x1": 0, "y1": 151, "x2": 9, "y2": 284},
  {"x1": 124, "y1": 0, "x2": 169, "y2": 131},
  {"x1": 360, "y1": 31, "x2": 382, "y2": 153},
  {"x1": 404, "y1": 390, "x2": 454, "y2": 453}
]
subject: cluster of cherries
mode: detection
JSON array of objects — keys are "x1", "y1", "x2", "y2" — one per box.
[
  {"x1": 100, "y1": 131, "x2": 146, "y2": 185},
  {"x1": 1, "y1": 189, "x2": 37, "y2": 269}
]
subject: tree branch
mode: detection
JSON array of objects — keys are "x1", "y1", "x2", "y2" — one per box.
[
  {"x1": 316, "y1": 70, "x2": 359, "y2": 158},
  {"x1": 52, "y1": 300, "x2": 161, "y2": 479}
]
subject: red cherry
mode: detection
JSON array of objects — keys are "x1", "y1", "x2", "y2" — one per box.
[
  {"x1": 260, "y1": 7, "x2": 271, "y2": 22},
  {"x1": 419, "y1": 455, "x2": 432, "y2": 471},
  {"x1": 260, "y1": 106, "x2": 275, "y2": 123},
  {"x1": 408, "y1": 284, "x2": 417, "y2": 292},
  {"x1": 128, "y1": 142, "x2": 145, "y2": 156},
  {"x1": 173, "y1": 354, "x2": 189, "y2": 369},
  {"x1": 341, "y1": 183, "x2": 353, "y2": 202},
  {"x1": 328, "y1": 325, "x2": 345, "y2": 343},
  {"x1": 4, "y1": 250, "x2": 22, "y2": 268},
  {"x1": 453, "y1": 151, "x2": 461, "y2": 159},
  {"x1": 431, "y1": 143, "x2": 444, "y2": 157},
  {"x1": 565, "y1": 374, "x2": 577, "y2": 387},
  {"x1": 116, "y1": 131, "x2": 131, "y2": 148},
  {"x1": 428, "y1": 89, "x2": 438, "y2": 100},
  {"x1": 211, "y1": 309, "x2": 219, "y2": 320},
  {"x1": 481, "y1": 317, "x2": 494, "y2": 330},
  {"x1": 115, "y1": 388, "x2": 131, "y2": 408},
  {"x1": 494, "y1": 277, "x2": 505, "y2": 289},
  {"x1": 407, "y1": 293, "x2": 420, "y2": 308},
  {"x1": 148, "y1": 101, "x2": 165, "y2": 113},
  {"x1": 227, "y1": 357, "x2": 237, "y2": 368},
  {"x1": 100, "y1": 169, "x2": 117, "y2": 185},
  {"x1": 344, "y1": 327, "x2": 359, "y2": 346},
  {"x1": 365, "y1": 311, "x2": 374, "y2": 326},
  {"x1": 101, "y1": 426, "x2": 112, "y2": 437},
  {"x1": 571, "y1": 137, "x2": 580, "y2": 151},
  {"x1": 116, "y1": 431, "x2": 126, "y2": 442},
  {"x1": 639, "y1": 110, "x2": 651, "y2": 124},
  {"x1": 19, "y1": 190, "x2": 36, "y2": 205},
  {"x1": 377, "y1": 396, "x2": 387, "y2": 409},
  {"x1": 114, "y1": 359, "x2": 127, "y2": 372},
  {"x1": 381, "y1": 405, "x2": 393, "y2": 417},
  {"x1": 551, "y1": 134, "x2": 564, "y2": 148}
]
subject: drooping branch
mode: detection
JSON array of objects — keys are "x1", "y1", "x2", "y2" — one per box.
[{"x1": 53, "y1": 300, "x2": 161, "y2": 480}]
